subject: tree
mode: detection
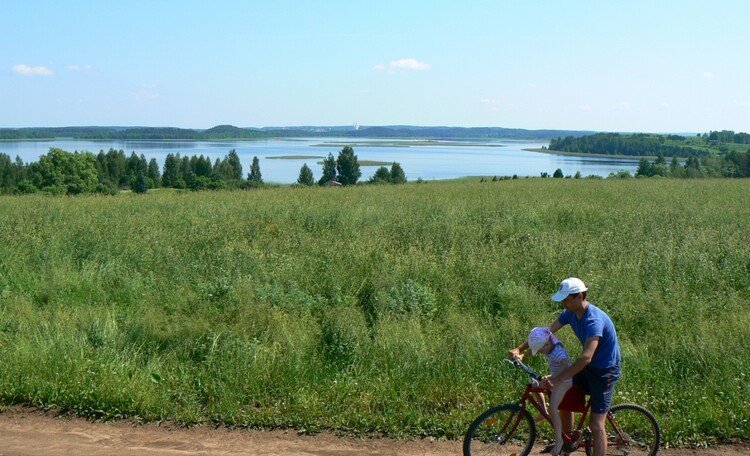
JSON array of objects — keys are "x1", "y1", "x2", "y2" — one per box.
[
  {"x1": 96, "y1": 148, "x2": 127, "y2": 188},
  {"x1": 369, "y1": 166, "x2": 391, "y2": 184},
  {"x1": 335, "y1": 146, "x2": 361, "y2": 185},
  {"x1": 553, "y1": 168, "x2": 564, "y2": 178},
  {"x1": 224, "y1": 149, "x2": 243, "y2": 180},
  {"x1": 390, "y1": 162, "x2": 406, "y2": 184},
  {"x1": 297, "y1": 163, "x2": 314, "y2": 186},
  {"x1": 636, "y1": 158, "x2": 652, "y2": 177},
  {"x1": 0, "y1": 153, "x2": 21, "y2": 194},
  {"x1": 651, "y1": 153, "x2": 667, "y2": 177},
  {"x1": 247, "y1": 156, "x2": 263, "y2": 186},
  {"x1": 179, "y1": 156, "x2": 191, "y2": 183},
  {"x1": 193, "y1": 155, "x2": 212, "y2": 177},
  {"x1": 319, "y1": 153, "x2": 336, "y2": 185},
  {"x1": 125, "y1": 152, "x2": 147, "y2": 187},
  {"x1": 669, "y1": 157, "x2": 683, "y2": 177},
  {"x1": 684, "y1": 156, "x2": 702, "y2": 178},
  {"x1": 147, "y1": 158, "x2": 161, "y2": 187},
  {"x1": 162, "y1": 153, "x2": 180, "y2": 187},
  {"x1": 212, "y1": 150, "x2": 243, "y2": 184},
  {"x1": 28, "y1": 148, "x2": 99, "y2": 195},
  {"x1": 607, "y1": 170, "x2": 633, "y2": 179},
  {"x1": 132, "y1": 170, "x2": 148, "y2": 193},
  {"x1": 724, "y1": 150, "x2": 749, "y2": 178}
]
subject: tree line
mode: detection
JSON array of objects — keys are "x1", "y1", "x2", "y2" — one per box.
[
  {"x1": 0, "y1": 124, "x2": 592, "y2": 141},
  {"x1": 0, "y1": 148, "x2": 255, "y2": 195},
  {"x1": 549, "y1": 133, "x2": 708, "y2": 157},
  {"x1": 548, "y1": 130, "x2": 750, "y2": 158},
  {"x1": 536, "y1": 149, "x2": 750, "y2": 180},
  {"x1": 296, "y1": 145, "x2": 406, "y2": 186},
  {"x1": 634, "y1": 150, "x2": 750, "y2": 178},
  {"x1": 0, "y1": 125, "x2": 269, "y2": 141},
  {"x1": 0, "y1": 145, "x2": 406, "y2": 195}
]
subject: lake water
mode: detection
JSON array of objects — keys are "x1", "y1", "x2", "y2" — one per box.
[{"x1": 0, "y1": 138, "x2": 640, "y2": 183}]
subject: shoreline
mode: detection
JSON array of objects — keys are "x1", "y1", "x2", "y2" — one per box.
[{"x1": 526, "y1": 147, "x2": 662, "y2": 160}]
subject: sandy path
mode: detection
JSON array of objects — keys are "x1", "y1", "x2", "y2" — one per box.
[{"x1": 0, "y1": 406, "x2": 746, "y2": 456}]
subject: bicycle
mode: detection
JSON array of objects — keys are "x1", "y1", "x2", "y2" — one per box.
[{"x1": 463, "y1": 359, "x2": 660, "y2": 456}]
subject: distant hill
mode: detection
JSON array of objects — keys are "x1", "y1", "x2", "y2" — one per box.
[
  {"x1": 349, "y1": 125, "x2": 593, "y2": 140},
  {"x1": 202, "y1": 125, "x2": 267, "y2": 139},
  {"x1": 0, "y1": 125, "x2": 592, "y2": 141}
]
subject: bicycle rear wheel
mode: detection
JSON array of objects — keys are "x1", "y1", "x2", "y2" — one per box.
[
  {"x1": 586, "y1": 403, "x2": 660, "y2": 456},
  {"x1": 463, "y1": 403, "x2": 536, "y2": 456}
]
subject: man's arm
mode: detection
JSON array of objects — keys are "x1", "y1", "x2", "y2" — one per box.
[{"x1": 547, "y1": 336, "x2": 599, "y2": 386}]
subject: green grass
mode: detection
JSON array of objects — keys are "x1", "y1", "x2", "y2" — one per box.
[{"x1": 0, "y1": 179, "x2": 748, "y2": 446}]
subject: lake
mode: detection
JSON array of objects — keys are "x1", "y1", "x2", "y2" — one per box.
[{"x1": 0, "y1": 138, "x2": 640, "y2": 183}]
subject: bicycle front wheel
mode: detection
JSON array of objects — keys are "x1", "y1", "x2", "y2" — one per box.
[
  {"x1": 587, "y1": 403, "x2": 660, "y2": 456},
  {"x1": 463, "y1": 403, "x2": 536, "y2": 456}
]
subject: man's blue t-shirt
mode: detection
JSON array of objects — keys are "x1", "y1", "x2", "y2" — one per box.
[{"x1": 558, "y1": 303, "x2": 621, "y2": 369}]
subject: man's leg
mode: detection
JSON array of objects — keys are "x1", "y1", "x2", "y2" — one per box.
[
  {"x1": 588, "y1": 364, "x2": 620, "y2": 456},
  {"x1": 589, "y1": 412, "x2": 607, "y2": 456}
]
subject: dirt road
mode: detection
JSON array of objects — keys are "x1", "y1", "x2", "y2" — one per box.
[{"x1": 0, "y1": 406, "x2": 746, "y2": 456}]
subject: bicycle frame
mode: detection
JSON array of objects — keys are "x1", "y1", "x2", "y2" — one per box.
[
  {"x1": 503, "y1": 359, "x2": 592, "y2": 451},
  {"x1": 518, "y1": 383, "x2": 591, "y2": 449}
]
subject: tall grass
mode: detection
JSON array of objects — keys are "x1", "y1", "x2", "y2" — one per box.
[{"x1": 0, "y1": 179, "x2": 748, "y2": 445}]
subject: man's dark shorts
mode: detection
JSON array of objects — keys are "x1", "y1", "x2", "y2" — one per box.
[{"x1": 573, "y1": 364, "x2": 621, "y2": 414}]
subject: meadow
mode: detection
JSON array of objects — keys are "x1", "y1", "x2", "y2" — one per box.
[{"x1": 0, "y1": 179, "x2": 748, "y2": 447}]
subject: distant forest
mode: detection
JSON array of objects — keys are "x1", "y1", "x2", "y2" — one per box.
[
  {"x1": 548, "y1": 130, "x2": 750, "y2": 158},
  {"x1": 0, "y1": 125, "x2": 591, "y2": 141},
  {"x1": 546, "y1": 130, "x2": 750, "y2": 179}
]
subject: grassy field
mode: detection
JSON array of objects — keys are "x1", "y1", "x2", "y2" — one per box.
[{"x1": 0, "y1": 179, "x2": 748, "y2": 446}]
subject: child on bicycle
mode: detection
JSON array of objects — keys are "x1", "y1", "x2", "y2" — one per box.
[{"x1": 526, "y1": 326, "x2": 572, "y2": 456}]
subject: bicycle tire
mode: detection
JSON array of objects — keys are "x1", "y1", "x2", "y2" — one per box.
[
  {"x1": 585, "y1": 403, "x2": 661, "y2": 456},
  {"x1": 463, "y1": 403, "x2": 537, "y2": 456}
]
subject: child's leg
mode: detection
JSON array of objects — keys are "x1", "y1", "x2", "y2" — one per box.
[
  {"x1": 533, "y1": 391, "x2": 548, "y2": 421},
  {"x1": 549, "y1": 382, "x2": 572, "y2": 455}
]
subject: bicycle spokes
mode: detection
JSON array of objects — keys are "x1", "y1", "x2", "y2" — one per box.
[
  {"x1": 463, "y1": 404, "x2": 536, "y2": 456},
  {"x1": 604, "y1": 404, "x2": 661, "y2": 456}
]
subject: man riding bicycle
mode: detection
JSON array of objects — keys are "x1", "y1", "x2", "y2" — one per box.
[{"x1": 509, "y1": 277, "x2": 621, "y2": 456}]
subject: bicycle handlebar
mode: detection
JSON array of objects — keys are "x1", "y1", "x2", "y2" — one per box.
[{"x1": 505, "y1": 358, "x2": 543, "y2": 381}]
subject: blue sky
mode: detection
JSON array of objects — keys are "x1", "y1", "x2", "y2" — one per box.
[{"x1": 3, "y1": 1, "x2": 749, "y2": 133}]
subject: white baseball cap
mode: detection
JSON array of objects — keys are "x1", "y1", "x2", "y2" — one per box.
[
  {"x1": 528, "y1": 327, "x2": 551, "y2": 355},
  {"x1": 551, "y1": 277, "x2": 587, "y2": 302}
]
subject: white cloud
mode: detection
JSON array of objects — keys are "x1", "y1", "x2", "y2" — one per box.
[
  {"x1": 699, "y1": 71, "x2": 715, "y2": 79},
  {"x1": 374, "y1": 58, "x2": 431, "y2": 73},
  {"x1": 13, "y1": 64, "x2": 53, "y2": 76},
  {"x1": 578, "y1": 105, "x2": 593, "y2": 112}
]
